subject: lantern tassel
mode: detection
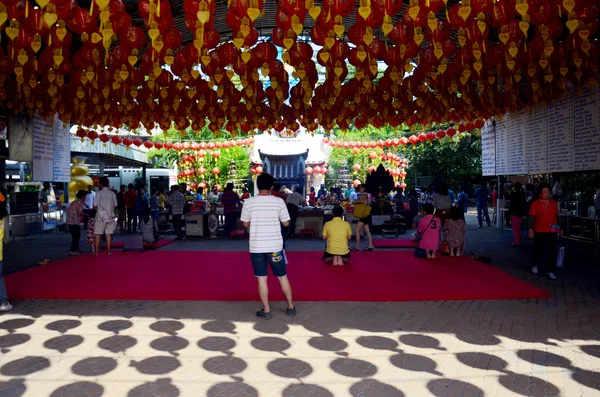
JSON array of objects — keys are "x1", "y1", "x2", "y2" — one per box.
[{"x1": 90, "y1": 0, "x2": 94, "y2": 16}]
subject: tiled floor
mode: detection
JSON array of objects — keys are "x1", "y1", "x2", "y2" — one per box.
[{"x1": 1, "y1": 213, "x2": 600, "y2": 396}]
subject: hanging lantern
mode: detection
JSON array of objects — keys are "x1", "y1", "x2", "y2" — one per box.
[
  {"x1": 352, "y1": 163, "x2": 361, "y2": 171},
  {"x1": 306, "y1": 166, "x2": 313, "y2": 174},
  {"x1": 211, "y1": 167, "x2": 220, "y2": 175},
  {"x1": 99, "y1": 134, "x2": 110, "y2": 147},
  {"x1": 76, "y1": 128, "x2": 87, "y2": 142}
]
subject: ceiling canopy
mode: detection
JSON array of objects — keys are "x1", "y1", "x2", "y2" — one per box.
[{"x1": 0, "y1": 0, "x2": 598, "y2": 136}]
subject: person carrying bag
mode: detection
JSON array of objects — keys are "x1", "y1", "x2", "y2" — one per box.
[{"x1": 414, "y1": 204, "x2": 442, "y2": 259}]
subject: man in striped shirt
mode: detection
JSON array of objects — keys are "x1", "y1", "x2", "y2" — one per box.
[{"x1": 241, "y1": 173, "x2": 295, "y2": 320}]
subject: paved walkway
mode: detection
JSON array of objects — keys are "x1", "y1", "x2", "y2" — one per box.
[{"x1": 1, "y1": 214, "x2": 600, "y2": 396}]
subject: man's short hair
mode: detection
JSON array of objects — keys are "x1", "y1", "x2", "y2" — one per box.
[
  {"x1": 120, "y1": 185, "x2": 126, "y2": 190},
  {"x1": 43, "y1": 182, "x2": 51, "y2": 189},
  {"x1": 257, "y1": 173, "x2": 275, "y2": 191},
  {"x1": 226, "y1": 183, "x2": 234, "y2": 191},
  {"x1": 171, "y1": 185, "x2": 179, "y2": 191},
  {"x1": 197, "y1": 187, "x2": 204, "y2": 194},
  {"x1": 332, "y1": 206, "x2": 343, "y2": 217},
  {"x1": 272, "y1": 182, "x2": 281, "y2": 191},
  {"x1": 296, "y1": 187, "x2": 303, "y2": 194},
  {"x1": 76, "y1": 190, "x2": 87, "y2": 199},
  {"x1": 99, "y1": 177, "x2": 109, "y2": 187},
  {"x1": 128, "y1": 183, "x2": 134, "y2": 189}
]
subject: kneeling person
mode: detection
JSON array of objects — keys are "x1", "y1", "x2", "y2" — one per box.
[{"x1": 322, "y1": 206, "x2": 352, "y2": 266}]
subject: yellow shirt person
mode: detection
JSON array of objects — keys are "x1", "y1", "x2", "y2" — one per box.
[{"x1": 322, "y1": 206, "x2": 352, "y2": 266}]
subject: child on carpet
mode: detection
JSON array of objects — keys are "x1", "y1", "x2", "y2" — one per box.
[
  {"x1": 443, "y1": 206, "x2": 467, "y2": 257},
  {"x1": 86, "y1": 209, "x2": 97, "y2": 253},
  {"x1": 417, "y1": 204, "x2": 441, "y2": 259},
  {"x1": 322, "y1": 206, "x2": 352, "y2": 266}
]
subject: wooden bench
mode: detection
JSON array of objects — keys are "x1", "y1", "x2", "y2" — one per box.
[
  {"x1": 230, "y1": 229, "x2": 247, "y2": 240},
  {"x1": 300, "y1": 229, "x2": 316, "y2": 239}
]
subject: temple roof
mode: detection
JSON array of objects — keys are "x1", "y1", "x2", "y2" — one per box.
[{"x1": 250, "y1": 132, "x2": 331, "y2": 165}]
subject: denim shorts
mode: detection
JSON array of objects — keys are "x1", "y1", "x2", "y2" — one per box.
[{"x1": 250, "y1": 251, "x2": 287, "y2": 277}]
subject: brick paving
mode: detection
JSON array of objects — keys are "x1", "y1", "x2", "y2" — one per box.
[{"x1": 1, "y1": 213, "x2": 600, "y2": 396}]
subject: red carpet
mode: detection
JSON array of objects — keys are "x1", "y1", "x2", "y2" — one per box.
[
  {"x1": 104, "y1": 239, "x2": 175, "y2": 249},
  {"x1": 373, "y1": 239, "x2": 418, "y2": 248},
  {"x1": 6, "y1": 251, "x2": 550, "y2": 302}
]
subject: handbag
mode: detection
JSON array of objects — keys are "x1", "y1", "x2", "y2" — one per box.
[
  {"x1": 353, "y1": 203, "x2": 372, "y2": 218},
  {"x1": 414, "y1": 246, "x2": 427, "y2": 258},
  {"x1": 440, "y1": 241, "x2": 450, "y2": 255}
]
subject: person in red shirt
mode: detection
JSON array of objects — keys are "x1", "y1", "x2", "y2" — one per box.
[
  {"x1": 528, "y1": 182, "x2": 559, "y2": 280},
  {"x1": 220, "y1": 183, "x2": 240, "y2": 238}
]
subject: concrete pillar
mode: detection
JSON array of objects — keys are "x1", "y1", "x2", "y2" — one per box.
[{"x1": 98, "y1": 154, "x2": 105, "y2": 176}]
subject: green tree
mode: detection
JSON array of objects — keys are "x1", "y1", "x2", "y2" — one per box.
[
  {"x1": 146, "y1": 123, "x2": 252, "y2": 189},
  {"x1": 404, "y1": 134, "x2": 482, "y2": 189},
  {"x1": 327, "y1": 126, "x2": 482, "y2": 191}
]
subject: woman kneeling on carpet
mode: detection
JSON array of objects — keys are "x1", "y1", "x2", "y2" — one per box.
[
  {"x1": 417, "y1": 204, "x2": 442, "y2": 259},
  {"x1": 139, "y1": 208, "x2": 159, "y2": 246},
  {"x1": 322, "y1": 206, "x2": 352, "y2": 266},
  {"x1": 443, "y1": 206, "x2": 467, "y2": 257}
]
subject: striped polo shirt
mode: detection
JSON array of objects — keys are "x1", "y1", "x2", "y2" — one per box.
[{"x1": 240, "y1": 194, "x2": 290, "y2": 253}]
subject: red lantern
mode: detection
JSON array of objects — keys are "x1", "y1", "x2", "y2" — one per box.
[
  {"x1": 112, "y1": 136, "x2": 123, "y2": 145},
  {"x1": 197, "y1": 166, "x2": 206, "y2": 175},
  {"x1": 164, "y1": 142, "x2": 173, "y2": 150},
  {"x1": 369, "y1": 151, "x2": 377, "y2": 160},
  {"x1": 122, "y1": 137, "x2": 133, "y2": 148},
  {"x1": 212, "y1": 150, "x2": 220, "y2": 158},
  {"x1": 314, "y1": 165, "x2": 322, "y2": 174},
  {"x1": 353, "y1": 179, "x2": 361, "y2": 188},
  {"x1": 143, "y1": 140, "x2": 154, "y2": 149},
  {"x1": 99, "y1": 134, "x2": 110, "y2": 146},
  {"x1": 306, "y1": 167, "x2": 313, "y2": 175},
  {"x1": 76, "y1": 128, "x2": 87, "y2": 141},
  {"x1": 426, "y1": 131, "x2": 436, "y2": 144},
  {"x1": 352, "y1": 163, "x2": 361, "y2": 171},
  {"x1": 211, "y1": 167, "x2": 220, "y2": 175},
  {"x1": 446, "y1": 127, "x2": 457, "y2": 138},
  {"x1": 256, "y1": 165, "x2": 263, "y2": 174},
  {"x1": 173, "y1": 142, "x2": 183, "y2": 151},
  {"x1": 368, "y1": 165, "x2": 376, "y2": 173},
  {"x1": 400, "y1": 182, "x2": 407, "y2": 189},
  {"x1": 250, "y1": 167, "x2": 257, "y2": 175},
  {"x1": 87, "y1": 130, "x2": 99, "y2": 144},
  {"x1": 154, "y1": 141, "x2": 164, "y2": 149}
]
